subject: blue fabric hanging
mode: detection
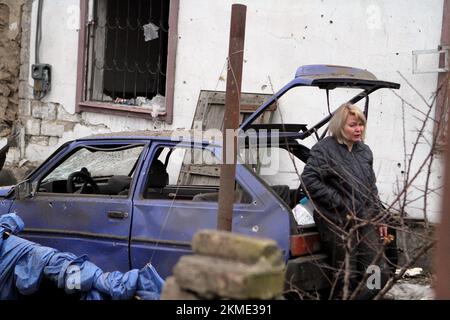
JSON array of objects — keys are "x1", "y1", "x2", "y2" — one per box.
[{"x1": 0, "y1": 213, "x2": 164, "y2": 300}]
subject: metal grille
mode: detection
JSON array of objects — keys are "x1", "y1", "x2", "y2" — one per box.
[{"x1": 86, "y1": 0, "x2": 169, "y2": 103}]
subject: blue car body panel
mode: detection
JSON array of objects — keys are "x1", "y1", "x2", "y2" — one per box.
[
  {"x1": 11, "y1": 194, "x2": 133, "y2": 272},
  {"x1": 1, "y1": 137, "x2": 290, "y2": 277}
]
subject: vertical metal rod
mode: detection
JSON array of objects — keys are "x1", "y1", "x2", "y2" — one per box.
[
  {"x1": 436, "y1": 96, "x2": 450, "y2": 299},
  {"x1": 217, "y1": 4, "x2": 246, "y2": 231}
]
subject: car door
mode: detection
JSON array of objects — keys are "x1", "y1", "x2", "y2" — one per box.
[
  {"x1": 130, "y1": 141, "x2": 290, "y2": 278},
  {"x1": 9, "y1": 140, "x2": 148, "y2": 272}
]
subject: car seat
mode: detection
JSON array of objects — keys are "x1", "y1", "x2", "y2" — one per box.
[{"x1": 145, "y1": 159, "x2": 169, "y2": 198}]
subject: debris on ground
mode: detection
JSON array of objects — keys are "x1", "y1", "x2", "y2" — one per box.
[
  {"x1": 398, "y1": 267, "x2": 423, "y2": 278},
  {"x1": 386, "y1": 268, "x2": 434, "y2": 300}
]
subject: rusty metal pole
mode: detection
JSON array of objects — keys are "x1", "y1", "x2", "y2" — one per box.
[
  {"x1": 217, "y1": 4, "x2": 247, "y2": 231},
  {"x1": 433, "y1": 0, "x2": 450, "y2": 299},
  {"x1": 435, "y1": 0, "x2": 450, "y2": 150},
  {"x1": 436, "y1": 100, "x2": 450, "y2": 299}
]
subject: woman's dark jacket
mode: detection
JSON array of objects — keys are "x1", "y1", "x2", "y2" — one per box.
[{"x1": 301, "y1": 136, "x2": 382, "y2": 228}]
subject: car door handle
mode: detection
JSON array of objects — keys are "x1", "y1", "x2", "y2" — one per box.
[{"x1": 107, "y1": 211, "x2": 129, "y2": 219}]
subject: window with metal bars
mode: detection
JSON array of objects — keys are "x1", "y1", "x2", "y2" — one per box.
[{"x1": 85, "y1": 0, "x2": 169, "y2": 106}]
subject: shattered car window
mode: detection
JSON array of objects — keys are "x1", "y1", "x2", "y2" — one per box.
[{"x1": 41, "y1": 145, "x2": 144, "y2": 183}]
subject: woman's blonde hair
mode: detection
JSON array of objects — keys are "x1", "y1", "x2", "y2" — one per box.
[{"x1": 329, "y1": 103, "x2": 366, "y2": 143}]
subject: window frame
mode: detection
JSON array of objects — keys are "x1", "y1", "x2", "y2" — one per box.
[
  {"x1": 75, "y1": 0, "x2": 179, "y2": 123},
  {"x1": 139, "y1": 141, "x2": 255, "y2": 205}
]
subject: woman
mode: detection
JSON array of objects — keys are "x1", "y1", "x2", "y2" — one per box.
[{"x1": 301, "y1": 103, "x2": 389, "y2": 299}]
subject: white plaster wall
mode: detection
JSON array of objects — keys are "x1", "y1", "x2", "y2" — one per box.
[
  {"x1": 28, "y1": 0, "x2": 444, "y2": 221},
  {"x1": 173, "y1": 0, "x2": 444, "y2": 221},
  {"x1": 29, "y1": 0, "x2": 80, "y2": 112}
]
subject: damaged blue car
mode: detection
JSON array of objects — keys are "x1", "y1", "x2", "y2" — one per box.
[{"x1": 0, "y1": 65, "x2": 400, "y2": 294}]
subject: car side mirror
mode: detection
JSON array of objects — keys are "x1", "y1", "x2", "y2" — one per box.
[{"x1": 15, "y1": 179, "x2": 33, "y2": 200}]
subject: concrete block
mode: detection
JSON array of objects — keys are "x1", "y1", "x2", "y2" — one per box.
[
  {"x1": 25, "y1": 118, "x2": 40, "y2": 135},
  {"x1": 32, "y1": 101, "x2": 56, "y2": 120},
  {"x1": 192, "y1": 230, "x2": 283, "y2": 267},
  {"x1": 62, "y1": 121, "x2": 75, "y2": 132},
  {"x1": 28, "y1": 136, "x2": 49, "y2": 146},
  {"x1": 160, "y1": 277, "x2": 200, "y2": 300},
  {"x1": 40, "y1": 121, "x2": 65, "y2": 137},
  {"x1": 173, "y1": 255, "x2": 285, "y2": 299},
  {"x1": 18, "y1": 99, "x2": 31, "y2": 116}
]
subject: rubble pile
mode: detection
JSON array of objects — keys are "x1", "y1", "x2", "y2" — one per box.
[{"x1": 161, "y1": 230, "x2": 286, "y2": 300}]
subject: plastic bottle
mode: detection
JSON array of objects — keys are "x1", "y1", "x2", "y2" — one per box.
[
  {"x1": 292, "y1": 197, "x2": 315, "y2": 225},
  {"x1": 299, "y1": 196, "x2": 314, "y2": 214}
]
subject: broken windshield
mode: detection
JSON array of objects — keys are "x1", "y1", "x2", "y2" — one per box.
[{"x1": 41, "y1": 144, "x2": 144, "y2": 184}]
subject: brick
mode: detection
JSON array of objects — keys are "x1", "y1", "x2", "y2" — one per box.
[
  {"x1": 18, "y1": 99, "x2": 31, "y2": 116},
  {"x1": 29, "y1": 136, "x2": 49, "y2": 146},
  {"x1": 63, "y1": 121, "x2": 75, "y2": 132},
  {"x1": 192, "y1": 230, "x2": 283, "y2": 267},
  {"x1": 160, "y1": 277, "x2": 200, "y2": 300},
  {"x1": 32, "y1": 101, "x2": 56, "y2": 120},
  {"x1": 25, "y1": 118, "x2": 40, "y2": 135},
  {"x1": 173, "y1": 255, "x2": 285, "y2": 299},
  {"x1": 40, "y1": 120, "x2": 64, "y2": 137}
]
